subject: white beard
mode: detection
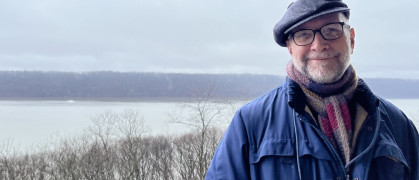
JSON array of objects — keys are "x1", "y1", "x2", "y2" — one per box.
[{"x1": 294, "y1": 49, "x2": 351, "y2": 84}]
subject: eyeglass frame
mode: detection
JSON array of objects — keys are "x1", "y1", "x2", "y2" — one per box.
[{"x1": 287, "y1": 22, "x2": 350, "y2": 46}]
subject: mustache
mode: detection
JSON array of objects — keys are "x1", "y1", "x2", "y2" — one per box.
[{"x1": 304, "y1": 51, "x2": 339, "y2": 60}]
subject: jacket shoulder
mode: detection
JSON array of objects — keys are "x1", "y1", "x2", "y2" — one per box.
[
  {"x1": 376, "y1": 97, "x2": 419, "y2": 173},
  {"x1": 376, "y1": 97, "x2": 417, "y2": 141},
  {"x1": 377, "y1": 97, "x2": 411, "y2": 125},
  {"x1": 239, "y1": 85, "x2": 288, "y2": 122},
  {"x1": 233, "y1": 84, "x2": 296, "y2": 146}
]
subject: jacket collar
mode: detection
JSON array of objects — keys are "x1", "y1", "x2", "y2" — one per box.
[
  {"x1": 354, "y1": 78, "x2": 380, "y2": 114},
  {"x1": 285, "y1": 77, "x2": 380, "y2": 114},
  {"x1": 286, "y1": 77, "x2": 306, "y2": 113}
]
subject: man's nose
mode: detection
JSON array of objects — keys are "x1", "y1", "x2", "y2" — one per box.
[{"x1": 310, "y1": 32, "x2": 329, "y2": 51}]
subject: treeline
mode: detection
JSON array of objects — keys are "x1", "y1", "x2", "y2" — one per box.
[
  {"x1": 0, "y1": 90, "x2": 234, "y2": 180},
  {"x1": 0, "y1": 128, "x2": 223, "y2": 180},
  {"x1": 0, "y1": 71, "x2": 418, "y2": 100},
  {"x1": 0, "y1": 71, "x2": 282, "y2": 100},
  {"x1": 0, "y1": 110, "x2": 225, "y2": 180}
]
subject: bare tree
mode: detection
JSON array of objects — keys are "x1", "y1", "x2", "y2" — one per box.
[
  {"x1": 116, "y1": 137, "x2": 147, "y2": 180},
  {"x1": 172, "y1": 128, "x2": 224, "y2": 180},
  {"x1": 149, "y1": 136, "x2": 174, "y2": 180},
  {"x1": 169, "y1": 83, "x2": 231, "y2": 179},
  {"x1": 111, "y1": 109, "x2": 149, "y2": 180},
  {"x1": 88, "y1": 111, "x2": 119, "y2": 154},
  {"x1": 172, "y1": 132, "x2": 200, "y2": 180},
  {"x1": 85, "y1": 109, "x2": 148, "y2": 179},
  {"x1": 0, "y1": 104, "x2": 229, "y2": 180},
  {"x1": 0, "y1": 139, "x2": 21, "y2": 179},
  {"x1": 116, "y1": 109, "x2": 148, "y2": 139}
]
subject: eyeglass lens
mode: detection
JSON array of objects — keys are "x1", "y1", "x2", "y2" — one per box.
[{"x1": 292, "y1": 23, "x2": 344, "y2": 46}]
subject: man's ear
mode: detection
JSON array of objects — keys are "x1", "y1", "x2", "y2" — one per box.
[
  {"x1": 286, "y1": 40, "x2": 293, "y2": 55},
  {"x1": 350, "y1": 28, "x2": 355, "y2": 54}
]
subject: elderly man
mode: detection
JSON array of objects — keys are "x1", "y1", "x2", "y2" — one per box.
[{"x1": 206, "y1": 0, "x2": 419, "y2": 179}]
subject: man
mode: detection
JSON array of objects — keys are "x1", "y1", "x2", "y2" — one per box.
[{"x1": 206, "y1": 0, "x2": 419, "y2": 179}]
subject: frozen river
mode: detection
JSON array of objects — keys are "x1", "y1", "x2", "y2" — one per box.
[{"x1": 0, "y1": 99, "x2": 418, "y2": 151}]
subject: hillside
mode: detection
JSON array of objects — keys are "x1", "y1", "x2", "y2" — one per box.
[{"x1": 0, "y1": 71, "x2": 417, "y2": 100}]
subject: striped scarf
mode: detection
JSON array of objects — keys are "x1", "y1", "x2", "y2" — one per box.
[{"x1": 286, "y1": 62, "x2": 358, "y2": 164}]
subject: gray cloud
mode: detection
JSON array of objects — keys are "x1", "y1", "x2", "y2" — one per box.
[{"x1": 0, "y1": 0, "x2": 418, "y2": 78}]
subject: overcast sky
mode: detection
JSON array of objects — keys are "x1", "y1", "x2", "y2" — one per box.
[{"x1": 1, "y1": 0, "x2": 418, "y2": 79}]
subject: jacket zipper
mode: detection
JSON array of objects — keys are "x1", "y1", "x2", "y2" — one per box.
[
  {"x1": 298, "y1": 112, "x2": 348, "y2": 178},
  {"x1": 346, "y1": 110, "x2": 381, "y2": 168},
  {"x1": 299, "y1": 109, "x2": 381, "y2": 179}
]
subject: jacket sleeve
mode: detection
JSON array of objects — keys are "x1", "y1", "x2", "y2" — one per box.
[
  {"x1": 206, "y1": 110, "x2": 251, "y2": 180},
  {"x1": 407, "y1": 119, "x2": 419, "y2": 180},
  {"x1": 379, "y1": 99, "x2": 419, "y2": 179}
]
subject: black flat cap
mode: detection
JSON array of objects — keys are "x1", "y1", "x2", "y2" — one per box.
[{"x1": 273, "y1": 0, "x2": 350, "y2": 47}]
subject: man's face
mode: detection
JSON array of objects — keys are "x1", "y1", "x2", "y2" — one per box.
[{"x1": 286, "y1": 13, "x2": 355, "y2": 83}]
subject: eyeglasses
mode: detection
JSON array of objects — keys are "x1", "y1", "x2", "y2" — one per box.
[{"x1": 288, "y1": 22, "x2": 349, "y2": 46}]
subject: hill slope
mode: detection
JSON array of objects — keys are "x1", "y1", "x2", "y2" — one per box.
[{"x1": 0, "y1": 71, "x2": 417, "y2": 100}]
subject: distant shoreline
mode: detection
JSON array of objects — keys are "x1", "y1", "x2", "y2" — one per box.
[
  {"x1": 0, "y1": 97, "x2": 191, "y2": 102},
  {"x1": 1, "y1": 72, "x2": 419, "y2": 99},
  {"x1": 0, "y1": 97, "x2": 253, "y2": 102},
  {"x1": 0, "y1": 96, "x2": 417, "y2": 102}
]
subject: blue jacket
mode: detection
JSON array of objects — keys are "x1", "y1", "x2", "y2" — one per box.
[{"x1": 206, "y1": 78, "x2": 419, "y2": 180}]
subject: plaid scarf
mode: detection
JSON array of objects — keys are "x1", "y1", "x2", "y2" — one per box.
[{"x1": 286, "y1": 62, "x2": 358, "y2": 164}]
